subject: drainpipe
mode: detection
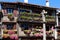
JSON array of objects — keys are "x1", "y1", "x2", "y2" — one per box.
[{"x1": 41, "y1": 10, "x2": 47, "y2": 40}]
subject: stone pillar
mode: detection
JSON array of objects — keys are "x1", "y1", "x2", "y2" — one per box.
[
  {"x1": 41, "y1": 10, "x2": 47, "y2": 40},
  {"x1": 55, "y1": 12, "x2": 59, "y2": 39}
]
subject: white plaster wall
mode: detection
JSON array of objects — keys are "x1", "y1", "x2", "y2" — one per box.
[{"x1": 17, "y1": 23, "x2": 26, "y2": 36}]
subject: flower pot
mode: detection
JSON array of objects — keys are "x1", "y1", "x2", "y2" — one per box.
[
  {"x1": 9, "y1": 17, "x2": 14, "y2": 21},
  {"x1": 8, "y1": 14, "x2": 14, "y2": 21},
  {"x1": 10, "y1": 34, "x2": 18, "y2": 40},
  {"x1": 24, "y1": 30, "x2": 31, "y2": 36}
]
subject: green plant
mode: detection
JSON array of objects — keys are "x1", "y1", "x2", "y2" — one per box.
[
  {"x1": 27, "y1": 13, "x2": 32, "y2": 15},
  {"x1": 8, "y1": 14, "x2": 13, "y2": 16},
  {"x1": 33, "y1": 13, "x2": 41, "y2": 17},
  {"x1": 20, "y1": 12, "x2": 32, "y2": 17},
  {"x1": 24, "y1": 30, "x2": 31, "y2": 36},
  {"x1": 27, "y1": 17, "x2": 32, "y2": 20},
  {"x1": 46, "y1": 16, "x2": 55, "y2": 19},
  {"x1": 21, "y1": 12, "x2": 31, "y2": 15},
  {"x1": 20, "y1": 16, "x2": 32, "y2": 20},
  {"x1": 20, "y1": 16, "x2": 27, "y2": 19},
  {"x1": 8, "y1": 14, "x2": 14, "y2": 21},
  {"x1": 21, "y1": 12, "x2": 27, "y2": 14},
  {"x1": 46, "y1": 19, "x2": 55, "y2": 22},
  {"x1": 33, "y1": 17, "x2": 40, "y2": 21},
  {"x1": 39, "y1": 18, "x2": 43, "y2": 21}
]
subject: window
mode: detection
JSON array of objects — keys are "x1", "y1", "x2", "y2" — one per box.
[
  {"x1": 46, "y1": 26, "x2": 51, "y2": 31},
  {"x1": 0, "y1": 4, "x2": 1, "y2": 10},
  {"x1": 7, "y1": 8, "x2": 13, "y2": 14},
  {"x1": 20, "y1": 23, "x2": 29, "y2": 30},
  {"x1": 7, "y1": 24, "x2": 14, "y2": 30}
]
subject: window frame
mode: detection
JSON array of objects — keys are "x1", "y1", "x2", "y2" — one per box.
[{"x1": 7, "y1": 8, "x2": 13, "y2": 14}]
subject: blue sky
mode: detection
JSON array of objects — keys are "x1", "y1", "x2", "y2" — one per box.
[{"x1": 0, "y1": 0, "x2": 60, "y2": 8}]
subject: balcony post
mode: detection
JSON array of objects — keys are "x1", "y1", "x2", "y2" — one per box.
[
  {"x1": 55, "y1": 12, "x2": 59, "y2": 39},
  {"x1": 56, "y1": 13, "x2": 59, "y2": 26},
  {"x1": 41, "y1": 10, "x2": 47, "y2": 40},
  {"x1": 0, "y1": 19, "x2": 2, "y2": 38}
]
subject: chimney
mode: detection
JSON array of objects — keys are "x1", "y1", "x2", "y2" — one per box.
[
  {"x1": 24, "y1": 0, "x2": 28, "y2": 3},
  {"x1": 46, "y1": 0, "x2": 49, "y2": 7}
]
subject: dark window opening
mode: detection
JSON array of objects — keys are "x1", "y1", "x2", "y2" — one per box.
[
  {"x1": 46, "y1": 10, "x2": 55, "y2": 16},
  {"x1": 0, "y1": 12, "x2": 3, "y2": 21},
  {"x1": 58, "y1": 18, "x2": 60, "y2": 25},
  {"x1": 19, "y1": 8, "x2": 31, "y2": 13},
  {"x1": 6, "y1": 8, "x2": 13, "y2": 14},
  {"x1": 46, "y1": 25, "x2": 52, "y2": 31},
  {"x1": 7, "y1": 24, "x2": 15, "y2": 30},
  {"x1": 20, "y1": 23, "x2": 29, "y2": 30}
]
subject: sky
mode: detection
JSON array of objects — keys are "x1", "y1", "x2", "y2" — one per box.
[{"x1": 0, "y1": 0, "x2": 60, "y2": 8}]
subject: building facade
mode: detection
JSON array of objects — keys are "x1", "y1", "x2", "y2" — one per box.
[{"x1": 0, "y1": 2, "x2": 60, "y2": 40}]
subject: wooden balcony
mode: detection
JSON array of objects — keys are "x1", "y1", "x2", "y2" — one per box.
[
  {"x1": 3, "y1": 29, "x2": 17, "y2": 32},
  {"x1": 2, "y1": 16, "x2": 17, "y2": 24},
  {"x1": 19, "y1": 36, "x2": 54, "y2": 40},
  {"x1": 17, "y1": 19, "x2": 43, "y2": 24}
]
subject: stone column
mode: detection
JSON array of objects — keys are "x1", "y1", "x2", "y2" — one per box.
[
  {"x1": 55, "y1": 12, "x2": 59, "y2": 39},
  {"x1": 41, "y1": 10, "x2": 47, "y2": 40}
]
